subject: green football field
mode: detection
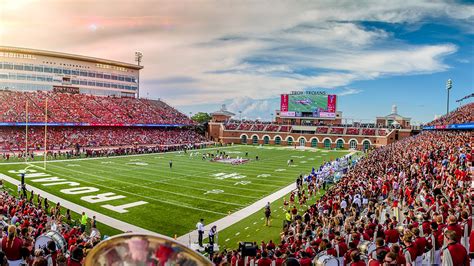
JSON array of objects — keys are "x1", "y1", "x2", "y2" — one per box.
[{"x1": 0, "y1": 145, "x2": 348, "y2": 239}]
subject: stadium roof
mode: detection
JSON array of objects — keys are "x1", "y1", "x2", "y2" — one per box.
[{"x1": 0, "y1": 46, "x2": 143, "y2": 70}]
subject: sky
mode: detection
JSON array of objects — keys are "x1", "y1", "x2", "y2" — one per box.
[{"x1": 0, "y1": 0, "x2": 473, "y2": 123}]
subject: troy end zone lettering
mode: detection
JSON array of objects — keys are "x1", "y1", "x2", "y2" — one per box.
[{"x1": 8, "y1": 169, "x2": 148, "y2": 214}]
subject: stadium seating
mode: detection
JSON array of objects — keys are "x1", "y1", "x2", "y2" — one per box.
[
  {"x1": 426, "y1": 102, "x2": 473, "y2": 126},
  {"x1": 279, "y1": 125, "x2": 291, "y2": 132},
  {"x1": 361, "y1": 128, "x2": 376, "y2": 135},
  {"x1": 315, "y1": 127, "x2": 329, "y2": 134},
  {"x1": 0, "y1": 90, "x2": 194, "y2": 125},
  {"x1": 0, "y1": 127, "x2": 207, "y2": 152},
  {"x1": 264, "y1": 124, "x2": 280, "y2": 132},
  {"x1": 377, "y1": 129, "x2": 387, "y2": 136},
  {"x1": 251, "y1": 124, "x2": 265, "y2": 131},
  {"x1": 329, "y1": 127, "x2": 344, "y2": 134},
  {"x1": 346, "y1": 127, "x2": 360, "y2": 135}
]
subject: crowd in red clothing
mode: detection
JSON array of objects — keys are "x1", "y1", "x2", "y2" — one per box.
[
  {"x1": 0, "y1": 188, "x2": 100, "y2": 265},
  {"x1": 215, "y1": 127, "x2": 472, "y2": 265},
  {"x1": 426, "y1": 102, "x2": 474, "y2": 126},
  {"x1": 0, "y1": 90, "x2": 194, "y2": 125},
  {"x1": 0, "y1": 127, "x2": 208, "y2": 152}
]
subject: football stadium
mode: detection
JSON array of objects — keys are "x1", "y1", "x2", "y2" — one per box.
[{"x1": 0, "y1": 1, "x2": 473, "y2": 265}]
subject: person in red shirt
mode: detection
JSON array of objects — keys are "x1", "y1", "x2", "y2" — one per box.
[
  {"x1": 446, "y1": 215, "x2": 463, "y2": 243},
  {"x1": 2, "y1": 225, "x2": 23, "y2": 265},
  {"x1": 403, "y1": 235, "x2": 418, "y2": 265},
  {"x1": 257, "y1": 251, "x2": 272, "y2": 266},
  {"x1": 350, "y1": 251, "x2": 366, "y2": 266},
  {"x1": 344, "y1": 242, "x2": 358, "y2": 266},
  {"x1": 384, "y1": 223, "x2": 400, "y2": 244},
  {"x1": 389, "y1": 244, "x2": 406, "y2": 265},
  {"x1": 335, "y1": 236, "x2": 348, "y2": 261},
  {"x1": 412, "y1": 228, "x2": 428, "y2": 265},
  {"x1": 442, "y1": 230, "x2": 469, "y2": 266},
  {"x1": 299, "y1": 251, "x2": 312, "y2": 266}
]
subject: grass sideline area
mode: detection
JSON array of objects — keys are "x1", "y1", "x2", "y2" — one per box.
[
  {"x1": 0, "y1": 145, "x2": 348, "y2": 238},
  {"x1": 215, "y1": 187, "x2": 327, "y2": 250}
]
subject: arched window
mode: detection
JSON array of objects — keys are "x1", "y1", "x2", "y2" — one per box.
[
  {"x1": 275, "y1": 136, "x2": 281, "y2": 145},
  {"x1": 241, "y1": 135, "x2": 247, "y2": 144},
  {"x1": 299, "y1": 138, "x2": 306, "y2": 147},
  {"x1": 252, "y1": 135, "x2": 258, "y2": 145},
  {"x1": 263, "y1": 136, "x2": 270, "y2": 145},
  {"x1": 324, "y1": 139, "x2": 331, "y2": 149},
  {"x1": 349, "y1": 140, "x2": 357, "y2": 149},
  {"x1": 287, "y1": 137, "x2": 294, "y2": 146},
  {"x1": 363, "y1": 140, "x2": 371, "y2": 150},
  {"x1": 336, "y1": 139, "x2": 344, "y2": 149},
  {"x1": 311, "y1": 138, "x2": 318, "y2": 147}
]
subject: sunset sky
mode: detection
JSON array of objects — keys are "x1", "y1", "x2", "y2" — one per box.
[{"x1": 1, "y1": 0, "x2": 473, "y2": 122}]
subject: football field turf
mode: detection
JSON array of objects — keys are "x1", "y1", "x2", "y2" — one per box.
[{"x1": 0, "y1": 145, "x2": 348, "y2": 238}]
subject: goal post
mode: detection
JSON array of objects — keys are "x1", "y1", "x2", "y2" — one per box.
[{"x1": 24, "y1": 98, "x2": 48, "y2": 171}]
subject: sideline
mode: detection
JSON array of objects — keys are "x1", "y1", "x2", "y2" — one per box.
[
  {"x1": 177, "y1": 151, "x2": 356, "y2": 245},
  {"x1": 0, "y1": 173, "x2": 157, "y2": 236}
]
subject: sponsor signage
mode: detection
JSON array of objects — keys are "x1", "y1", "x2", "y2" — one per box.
[
  {"x1": 280, "y1": 111, "x2": 296, "y2": 117},
  {"x1": 319, "y1": 112, "x2": 336, "y2": 118},
  {"x1": 423, "y1": 122, "x2": 474, "y2": 130},
  {"x1": 0, "y1": 122, "x2": 190, "y2": 127},
  {"x1": 280, "y1": 94, "x2": 289, "y2": 112}
]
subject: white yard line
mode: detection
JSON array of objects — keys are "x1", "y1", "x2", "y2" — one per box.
[{"x1": 0, "y1": 173, "x2": 157, "y2": 235}]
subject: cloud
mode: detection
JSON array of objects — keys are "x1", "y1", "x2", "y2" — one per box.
[
  {"x1": 337, "y1": 88, "x2": 363, "y2": 96},
  {"x1": 1, "y1": 0, "x2": 471, "y2": 107}
]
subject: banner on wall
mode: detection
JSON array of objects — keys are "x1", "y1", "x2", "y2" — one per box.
[{"x1": 280, "y1": 94, "x2": 289, "y2": 112}]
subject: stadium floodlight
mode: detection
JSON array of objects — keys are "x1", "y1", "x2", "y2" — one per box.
[
  {"x1": 446, "y1": 79, "x2": 452, "y2": 115},
  {"x1": 135, "y1": 51, "x2": 143, "y2": 99},
  {"x1": 239, "y1": 110, "x2": 242, "y2": 121}
]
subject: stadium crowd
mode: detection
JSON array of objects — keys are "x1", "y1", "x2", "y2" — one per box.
[
  {"x1": 0, "y1": 187, "x2": 100, "y2": 265},
  {"x1": 0, "y1": 90, "x2": 194, "y2": 125},
  {"x1": 426, "y1": 102, "x2": 474, "y2": 126},
  {"x1": 213, "y1": 115, "x2": 472, "y2": 265},
  {"x1": 0, "y1": 127, "x2": 207, "y2": 153}
]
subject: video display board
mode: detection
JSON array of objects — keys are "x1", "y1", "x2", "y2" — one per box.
[{"x1": 280, "y1": 92, "x2": 336, "y2": 118}]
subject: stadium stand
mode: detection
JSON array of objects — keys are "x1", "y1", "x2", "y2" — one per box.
[
  {"x1": 0, "y1": 127, "x2": 207, "y2": 153},
  {"x1": 0, "y1": 90, "x2": 194, "y2": 125},
  {"x1": 361, "y1": 128, "x2": 376, "y2": 136},
  {"x1": 221, "y1": 105, "x2": 472, "y2": 266},
  {"x1": 377, "y1": 129, "x2": 387, "y2": 136},
  {"x1": 264, "y1": 124, "x2": 280, "y2": 132},
  {"x1": 315, "y1": 127, "x2": 329, "y2": 134},
  {"x1": 346, "y1": 128, "x2": 360, "y2": 135},
  {"x1": 279, "y1": 126, "x2": 291, "y2": 132},
  {"x1": 329, "y1": 127, "x2": 344, "y2": 135},
  {"x1": 426, "y1": 102, "x2": 474, "y2": 126}
]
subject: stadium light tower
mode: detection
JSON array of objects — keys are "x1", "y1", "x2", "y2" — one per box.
[
  {"x1": 239, "y1": 110, "x2": 242, "y2": 121},
  {"x1": 446, "y1": 79, "x2": 452, "y2": 115},
  {"x1": 135, "y1": 51, "x2": 143, "y2": 98}
]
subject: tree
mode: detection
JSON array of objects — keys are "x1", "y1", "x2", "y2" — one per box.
[{"x1": 191, "y1": 112, "x2": 212, "y2": 124}]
